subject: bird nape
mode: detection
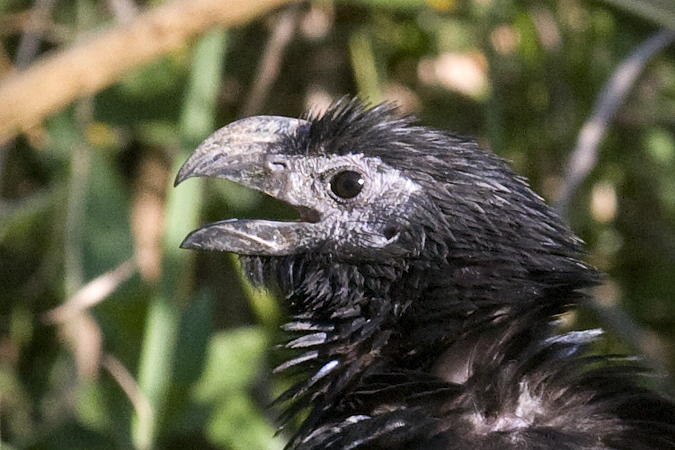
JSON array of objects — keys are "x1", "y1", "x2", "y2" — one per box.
[{"x1": 175, "y1": 98, "x2": 675, "y2": 450}]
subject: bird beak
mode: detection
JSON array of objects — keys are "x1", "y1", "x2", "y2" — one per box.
[
  {"x1": 174, "y1": 115, "x2": 322, "y2": 256},
  {"x1": 175, "y1": 115, "x2": 308, "y2": 188}
]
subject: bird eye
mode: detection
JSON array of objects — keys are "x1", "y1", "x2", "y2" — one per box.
[{"x1": 330, "y1": 170, "x2": 365, "y2": 199}]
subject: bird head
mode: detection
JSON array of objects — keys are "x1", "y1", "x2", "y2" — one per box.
[
  {"x1": 176, "y1": 99, "x2": 596, "y2": 313},
  {"x1": 175, "y1": 109, "x2": 435, "y2": 263}
]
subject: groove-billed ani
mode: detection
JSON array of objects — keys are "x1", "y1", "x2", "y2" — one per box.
[{"x1": 175, "y1": 99, "x2": 675, "y2": 450}]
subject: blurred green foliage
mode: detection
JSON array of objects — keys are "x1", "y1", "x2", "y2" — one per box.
[{"x1": 1, "y1": 0, "x2": 675, "y2": 449}]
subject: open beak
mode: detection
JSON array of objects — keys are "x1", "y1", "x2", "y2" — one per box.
[{"x1": 174, "y1": 115, "x2": 322, "y2": 256}]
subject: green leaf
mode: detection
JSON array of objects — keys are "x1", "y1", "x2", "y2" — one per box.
[
  {"x1": 193, "y1": 327, "x2": 281, "y2": 450},
  {"x1": 193, "y1": 327, "x2": 269, "y2": 399},
  {"x1": 205, "y1": 393, "x2": 284, "y2": 450}
]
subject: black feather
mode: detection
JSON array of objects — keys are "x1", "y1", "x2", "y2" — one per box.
[{"x1": 177, "y1": 98, "x2": 675, "y2": 450}]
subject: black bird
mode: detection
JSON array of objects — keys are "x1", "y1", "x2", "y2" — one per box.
[{"x1": 175, "y1": 99, "x2": 675, "y2": 450}]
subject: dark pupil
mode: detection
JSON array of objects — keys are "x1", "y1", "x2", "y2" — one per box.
[{"x1": 330, "y1": 170, "x2": 364, "y2": 199}]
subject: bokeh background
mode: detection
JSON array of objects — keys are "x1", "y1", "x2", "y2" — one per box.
[{"x1": 1, "y1": 0, "x2": 675, "y2": 449}]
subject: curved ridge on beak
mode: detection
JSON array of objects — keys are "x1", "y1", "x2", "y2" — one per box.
[
  {"x1": 174, "y1": 115, "x2": 321, "y2": 256},
  {"x1": 175, "y1": 115, "x2": 309, "y2": 187}
]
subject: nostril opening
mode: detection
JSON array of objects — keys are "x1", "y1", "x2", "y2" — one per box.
[{"x1": 268, "y1": 160, "x2": 288, "y2": 171}]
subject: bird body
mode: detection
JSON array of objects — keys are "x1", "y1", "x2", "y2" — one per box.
[{"x1": 175, "y1": 99, "x2": 675, "y2": 450}]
